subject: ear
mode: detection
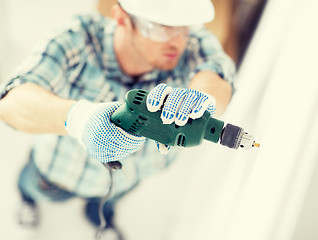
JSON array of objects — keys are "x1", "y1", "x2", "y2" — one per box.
[{"x1": 111, "y1": 4, "x2": 133, "y2": 30}]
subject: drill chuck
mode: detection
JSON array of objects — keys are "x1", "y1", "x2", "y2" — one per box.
[
  {"x1": 220, "y1": 124, "x2": 257, "y2": 149},
  {"x1": 111, "y1": 89, "x2": 259, "y2": 150}
]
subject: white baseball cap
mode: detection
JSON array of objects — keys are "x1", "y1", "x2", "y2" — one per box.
[{"x1": 118, "y1": 0, "x2": 215, "y2": 27}]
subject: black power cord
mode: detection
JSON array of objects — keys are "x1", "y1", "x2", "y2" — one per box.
[{"x1": 95, "y1": 161, "x2": 122, "y2": 240}]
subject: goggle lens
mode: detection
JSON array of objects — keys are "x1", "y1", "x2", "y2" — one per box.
[{"x1": 131, "y1": 15, "x2": 189, "y2": 42}]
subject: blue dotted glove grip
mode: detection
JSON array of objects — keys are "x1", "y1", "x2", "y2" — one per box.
[
  {"x1": 146, "y1": 83, "x2": 216, "y2": 154},
  {"x1": 147, "y1": 83, "x2": 216, "y2": 126},
  {"x1": 66, "y1": 101, "x2": 145, "y2": 162}
]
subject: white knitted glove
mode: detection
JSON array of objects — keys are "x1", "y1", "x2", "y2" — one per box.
[
  {"x1": 146, "y1": 83, "x2": 216, "y2": 154},
  {"x1": 65, "y1": 100, "x2": 145, "y2": 162}
]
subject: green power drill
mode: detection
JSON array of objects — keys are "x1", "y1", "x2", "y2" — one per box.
[{"x1": 111, "y1": 89, "x2": 260, "y2": 150}]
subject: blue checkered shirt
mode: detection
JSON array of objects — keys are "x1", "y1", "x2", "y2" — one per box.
[{"x1": 0, "y1": 14, "x2": 235, "y2": 198}]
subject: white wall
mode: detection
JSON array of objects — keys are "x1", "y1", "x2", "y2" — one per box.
[
  {"x1": 169, "y1": 0, "x2": 318, "y2": 239},
  {"x1": 0, "y1": 0, "x2": 98, "y2": 82}
]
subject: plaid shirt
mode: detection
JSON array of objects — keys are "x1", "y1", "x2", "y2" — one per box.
[{"x1": 0, "y1": 14, "x2": 235, "y2": 198}]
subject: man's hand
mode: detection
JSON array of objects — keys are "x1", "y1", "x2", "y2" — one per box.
[
  {"x1": 65, "y1": 100, "x2": 145, "y2": 162},
  {"x1": 146, "y1": 83, "x2": 216, "y2": 154}
]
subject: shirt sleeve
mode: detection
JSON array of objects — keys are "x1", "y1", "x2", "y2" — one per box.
[
  {"x1": 188, "y1": 26, "x2": 237, "y2": 94},
  {"x1": 0, "y1": 16, "x2": 85, "y2": 100}
]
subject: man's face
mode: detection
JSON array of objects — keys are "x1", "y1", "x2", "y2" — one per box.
[{"x1": 130, "y1": 18, "x2": 189, "y2": 71}]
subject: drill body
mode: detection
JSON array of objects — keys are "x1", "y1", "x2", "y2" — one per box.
[{"x1": 111, "y1": 89, "x2": 258, "y2": 149}]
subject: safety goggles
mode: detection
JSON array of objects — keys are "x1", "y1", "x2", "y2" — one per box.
[{"x1": 129, "y1": 14, "x2": 189, "y2": 42}]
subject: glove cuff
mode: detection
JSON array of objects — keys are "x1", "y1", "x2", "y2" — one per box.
[
  {"x1": 65, "y1": 100, "x2": 104, "y2": 141},
  {"x1": 155, "y1": 141, "x2": 171, "y2": 155}
]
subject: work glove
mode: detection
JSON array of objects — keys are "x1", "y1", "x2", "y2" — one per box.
[
  {"x1": 65, "y1": 100, "x2": 146, "y2": 162},
  {"x1": 147, "y1": 83, "x2": 216, "y2": 154}
]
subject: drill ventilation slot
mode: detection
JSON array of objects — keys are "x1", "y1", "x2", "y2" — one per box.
[
  {"x1": 177, "y1": 135, "x2": 186, "y2": 147},
  {"x1": 133, "y1": 90, "x2": 147, "y2": 105},
  {"x1": 127, "y1": 115, "x2": 147, "y2": 133}
]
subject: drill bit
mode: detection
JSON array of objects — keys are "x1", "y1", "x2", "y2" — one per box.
[{"x1": 253, "y1": 142, "x2": 260, "y2": 148}]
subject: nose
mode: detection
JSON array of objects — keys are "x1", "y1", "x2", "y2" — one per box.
[{"x1": 166, "y1": 32, "x2": 188, "y2": 48}]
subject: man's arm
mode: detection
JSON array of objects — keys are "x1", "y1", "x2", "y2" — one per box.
[
  {"x1": 0, "y1": 82, "x2": 146, "y2": 162},
  {"x1": 186, "y1": 26, "x2": 235, "y2": 117},
  {"x1": 189, "y1": 71, "x2": 232, "y2": 117},
  {"x1": 0, "y1": 83, "x2": 75, "y2": 135}
]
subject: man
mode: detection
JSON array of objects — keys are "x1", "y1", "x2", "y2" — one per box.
[{"x1": 0, "y1": 0, "x2": 235, "y2": 239}]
